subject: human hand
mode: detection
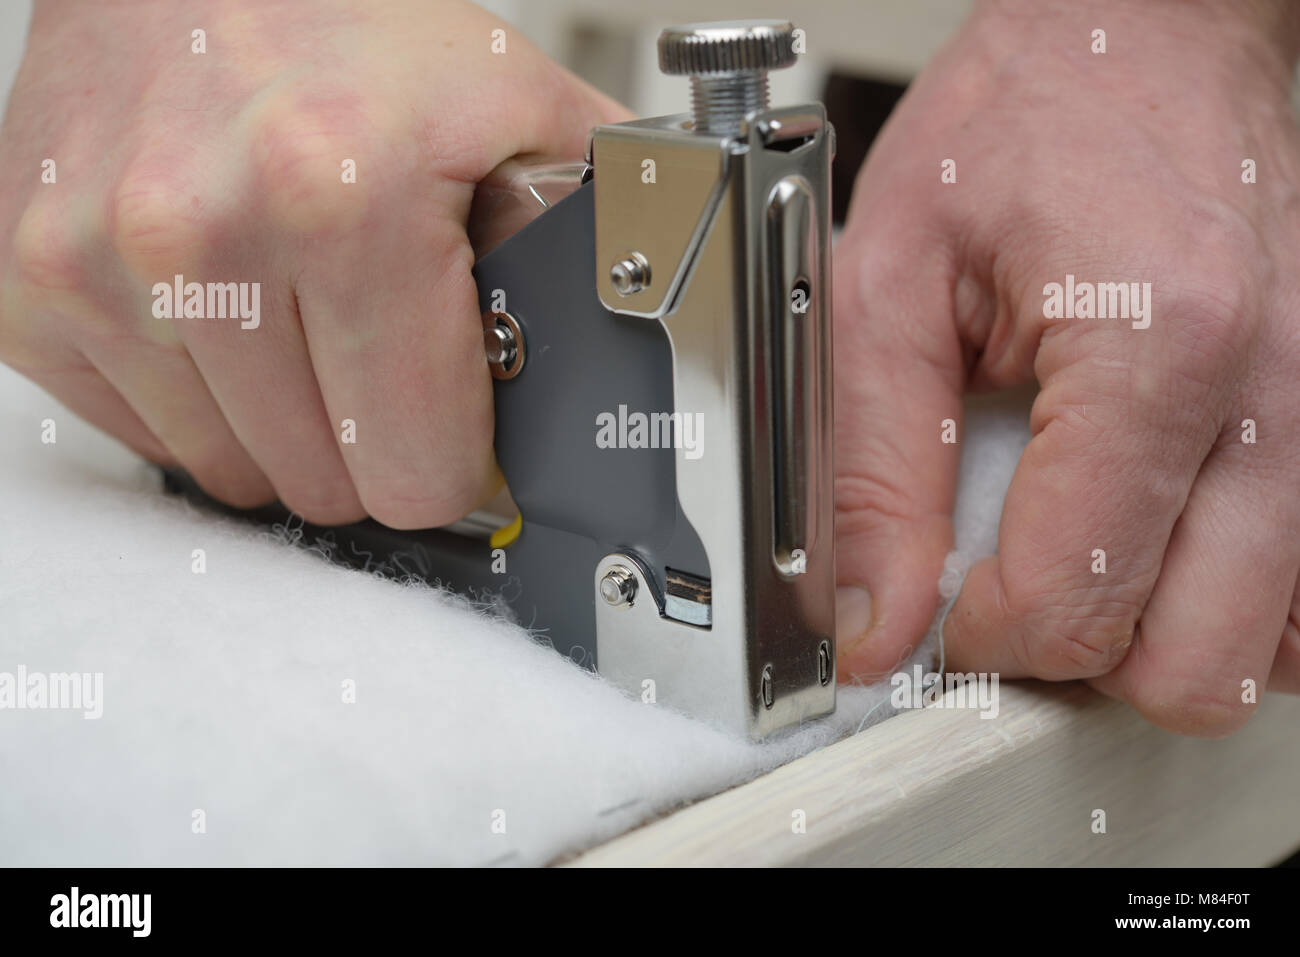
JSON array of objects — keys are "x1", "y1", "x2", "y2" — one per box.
[
  {"x1": 833, "y1": 0, "x2": 1300, "y2": 734},
  {"x1": 0, "y1": 0, "x2": 629, "y2": 527}
]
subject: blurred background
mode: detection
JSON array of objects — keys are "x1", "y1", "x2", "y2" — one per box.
[
  {"x1": 0, "y1": 0, "x2": 976, "y2": 225},
  {"x1": 0, "y1": 1, "x2": 30, "y2": 98},
  {"x1": 475, "y1": 0, "x2": 973, "y2": 224},
  {"x1": 473, "y1": 0, "x2": 970, "y2": 115}
]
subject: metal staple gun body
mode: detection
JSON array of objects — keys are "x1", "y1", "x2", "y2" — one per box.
[{"x1": 166, "y1": 20, "x2": 837, "y2": 739}]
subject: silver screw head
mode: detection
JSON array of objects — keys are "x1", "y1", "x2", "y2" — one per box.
[
  {"x1": 600, "y1": 566, "x2": 637, "y2": 606},
  {"x1": 482, "y1": 311, "x2": 526, "y2": 380},
  {"x1": 761, "y1": 664, "x2": 775, "y2": 709},
  {"x1": 609, "y1": 253, "x2": 650, "y2": 297},
  {"x1": 483, "y1": 324, "x2": 514, "y2": 365}
]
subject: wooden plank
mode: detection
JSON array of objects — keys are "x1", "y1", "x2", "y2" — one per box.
[{"x1": 568, "y1": 682, "x2": 1300, "y2": 866}]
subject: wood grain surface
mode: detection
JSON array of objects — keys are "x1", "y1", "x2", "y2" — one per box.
[{"x1": 570, "y1": 681, "x2": 1300, "y2": 866}]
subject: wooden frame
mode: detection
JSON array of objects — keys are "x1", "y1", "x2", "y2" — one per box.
[{"x1": 569, "y1": 682, "x2": 1300, "y2": 866}]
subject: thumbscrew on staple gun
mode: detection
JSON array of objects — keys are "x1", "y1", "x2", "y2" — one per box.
[{"x1": 657, "y1": 20, "x2": 798, "y2": 136}]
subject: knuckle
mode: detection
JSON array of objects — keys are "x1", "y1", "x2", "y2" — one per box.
[
  {"x1": 1030, "y1": 387, "x2": 1117, "y2": 454},
  {"x1": 249, "y1": 92, "x2": 372, "y2": 235},
  {"x1": 1001, "y1": 575, "x2": 1139, "y2": 678},
  {"x1": 1031, "y1": 362, "x2": 1213, "y2": 496},
  {"x1": 111, "y1": 165, "x2": 210, "y2": 279},
  {"x1": 835, "y1": 469, "x2": 927, "y2": 528},
  {"x1": 1178, "y1": 197, "x2": 1263, "y2": 289},
  {"x1": 1025, "y1": 618, "x2": 1135, "y2": 679},
  {"x1": 1163, "y1": 202, "x2": 1261, "y2": 371},
  {"x1": 1163, "y1": 282, "x2": 1250, "y2": 383},
  {"x1": 12, "y1": 199, "x2": 88, "y2": 294}
]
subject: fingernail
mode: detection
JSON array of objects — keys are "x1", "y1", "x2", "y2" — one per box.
[{"x1": 835, "y1": 585, "x2": 873, "y2": 650}]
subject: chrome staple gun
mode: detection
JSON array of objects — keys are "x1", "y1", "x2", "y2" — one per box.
[{"x1": 166, "y1": 20, "x2": 837, "y2": 738}]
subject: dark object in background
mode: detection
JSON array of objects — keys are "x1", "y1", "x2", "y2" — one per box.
[{"x1": 821, "y1": 72, "x2": 908, "y2": 226}]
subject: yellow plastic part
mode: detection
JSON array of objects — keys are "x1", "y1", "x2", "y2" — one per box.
[{"x1": 489, "y1": 512, "x2": 523, "y2": 549}]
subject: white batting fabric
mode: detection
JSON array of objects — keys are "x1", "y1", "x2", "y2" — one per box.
[{"x1": 0, "y1": 364, "x2": 1030, "y2": 865}]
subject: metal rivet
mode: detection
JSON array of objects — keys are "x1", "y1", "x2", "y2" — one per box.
[
  {"x1": 482, "y1": 311, "x2": 525, "y2": 380},
  {"x1": 761, "y1": 664, "x2": 774, "y2": 709},
  {"x1": 483, "y1": 325, "x2": 514, "y2": 365},
  {"x1": 610, "y1": 252, "x2": 650, "y2": 296},
  {"x1": 600, "y1": 565, "x2": 637, "y2": 606},
  {"x1": 818, "y1": 641, "x2": 832, "y2": 686}
]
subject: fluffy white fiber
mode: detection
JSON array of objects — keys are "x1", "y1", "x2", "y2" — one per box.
[{"x1": 0, "y1": 363, "x2": 1031, "y2": 865}]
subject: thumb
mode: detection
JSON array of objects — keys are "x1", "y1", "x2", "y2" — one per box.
[
  {"x1": 833, "y1": 223, "x2": 965, "y2": 682},
  {"x1": 447, "y1": 7, "x2": 635, "y2": 177},
  {"x1": 514, "y1": 60, "x2": 636, "y2": 161},
  {"x1": 548, "y1": 67, "x2": 637, "y2": 154}
]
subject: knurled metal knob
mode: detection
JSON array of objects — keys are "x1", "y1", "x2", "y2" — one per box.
[{"x1": 658, "y1": 21, "x2": 797, "y2": 135}]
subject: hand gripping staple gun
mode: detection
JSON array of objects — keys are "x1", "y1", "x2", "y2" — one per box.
[{"x1": 165, "y1": 20, "x2": 837, "y2": 738}]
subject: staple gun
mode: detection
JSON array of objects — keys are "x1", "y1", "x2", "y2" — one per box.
[{"x1": 166, "y1": 20, "x2": 837, "y2": 738}]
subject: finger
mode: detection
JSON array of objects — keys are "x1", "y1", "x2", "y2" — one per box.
[
  {"x1": 170, "y1": 279, "x2": 367, "y2": 525},
  {"x1": 1271, "y1": 583, "x2": 1300, "y2": 694},
  {"x1": 833, "y1": 222, "x2": 965, "y2": 682},
  {"x1": 9, "y1": 192, "x2": 273, "y2": 505},
  {"x1": 945, "y1": 299, "x2": 1241, "y2": 680},
  {"x1": 434, "y1": 18, "x2": 635, "y2": 179},
  {"x1": 534, "y1": 64, "x2": 636, "y2": 154},
  {"x1": 77, "y1": 322, "x2": 275, "y2": 509},
  {"x1": 1089, "y1": 440, "x2": 1300, "y2": 735},
  {"x1": 109, "y1": 142, "x2": 364, "y2": 524},
  {"x1": 254, "y1": 65, "x2": 627, "y2": 530},
  {"x1": 1, "y1": 252, "x2": 173, "y2": 465},
  {"x1": 257, "y1": 92, "x2": 495, "y2": 528},
  {"x1": 259, "y1": 86, "x2": 495, "y2": 528},
  {"x1": 12, "y1": 354, "x2": 175, "y2": 465},
  {"x1": 295, "y1": 198, "x2": 496, "y2": 530}
]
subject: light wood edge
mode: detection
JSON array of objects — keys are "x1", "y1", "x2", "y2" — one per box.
[{"x1": 567, "y1": 681, "x2": 1300, "y2": 866}]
